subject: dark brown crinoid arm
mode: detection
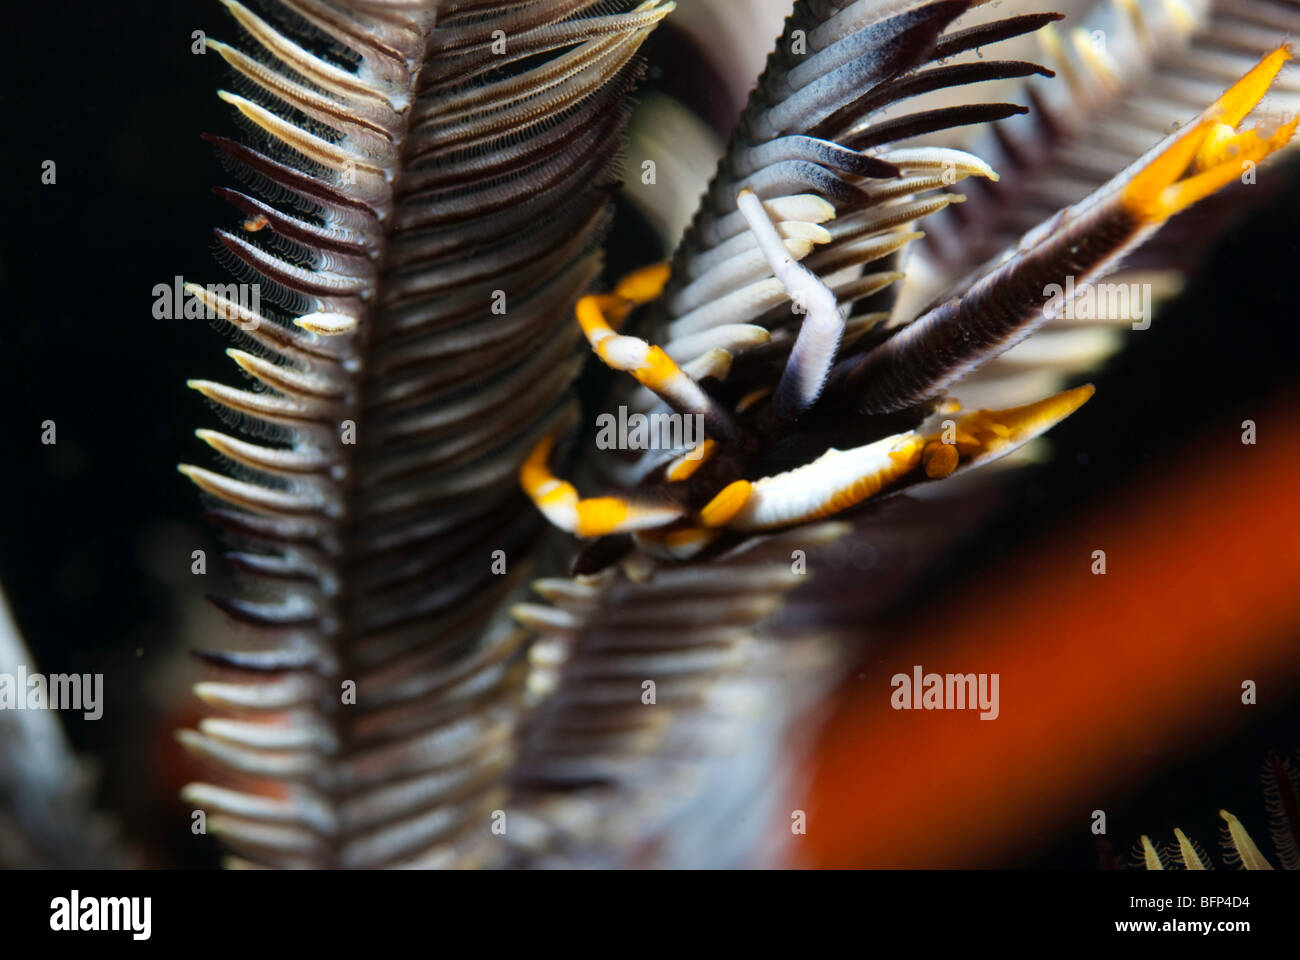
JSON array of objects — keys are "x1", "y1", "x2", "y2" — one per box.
[{"x1": 177, "y1": 0, "x2": 671, "y2": 869}]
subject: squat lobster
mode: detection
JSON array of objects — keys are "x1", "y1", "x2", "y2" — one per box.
[
  {"x1": 521, "y1": 189, "x2": 1095, "y2": 560},
  {"x1": 521, "y1": 47, "x2": 1297, "y2": 561}
]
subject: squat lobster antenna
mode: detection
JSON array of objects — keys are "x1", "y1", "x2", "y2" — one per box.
[{"x1": 736, "y1": 187, "x2": 846, "y2": 421}]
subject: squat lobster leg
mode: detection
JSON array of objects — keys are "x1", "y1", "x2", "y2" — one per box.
[
  {"x1": 576, "y1": 268, "x2": 738, "y2": 440},
  {"x1": 729, "y1": 384, "x2": 1096, "y2": 531},
  {"x1": 520, "y1": 434, "x2": 684, "y2": 538}
]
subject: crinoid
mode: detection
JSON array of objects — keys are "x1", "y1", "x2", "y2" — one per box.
[
  {"x1": 175, "y1": 0, "x2": 677, "y2": 869},
  {"x1": 175, "y1": 0, "x2": 1299, "y2": 868}
]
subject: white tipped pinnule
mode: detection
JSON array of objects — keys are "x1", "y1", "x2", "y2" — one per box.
[
  {"x1": 192, "y1": 675, "x2": 317, "y2": 711},
  {"x1": 219, "y1": 0, "x2": 396, "y2": 107},
  {"x1": 669, "y1": 238, "x2": 816, "y2": 316},
  {"x1": 683, "y1": 347, "x2": 732, "y2": 382},
  {"x1": 183, "y1": 281, "x2": 265, "y2": 330},
  {"x1": 875, "y1": 147, "x2": 1000, "y2": 182},
  {"x1": 215, "y1": 90, "x2": 391, "y2": 205},
  {"x1": 199, "y1": 716, "x2": 329, "y2": 752},
  {"x1": 226, "y1": 349, "x2": 342, "y2": 398},
  {"x1": 178, "y1": 463, "x2": 323, "y2": 515},
  {"x1": 666, "y1": 277, "x2": 788, "y2": 338},
  {"x1": 181, "y1": 782, "x2": 339, "y2": 835},
  {"x1": 687, "y1": 219, "x2": 833, "y2": 279},
  {"x1": 194, "y1": 429, "x2": 330, "y2": 473},
  {"x1": 176, "y1": 728, "x2": 320, "y2": 779},
  {"x1": 531, "y1": 578, "x2": 602, "y2": 605},
  {"x1": 294, "y1": 313, "x2": 358, "y2": 335},
  {"x1": 186, "y1": 378, "x2": 331, "y2": 421}
]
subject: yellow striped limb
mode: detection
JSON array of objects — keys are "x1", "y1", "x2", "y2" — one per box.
[
  {"x1": 577, "y1": 295, "x2": 724, "y2": 423},
  {"x1": 728, "y1": 433, "x2": 926, "y2": 532},
  {"x1": 725, "y1": 385, "x2": 1097, "y2": 532},
  {"x1": 664, "y1": 439, "x2": 717, "y2": 481},
  {"x1": 576, "y1": 268, "x2": 736, "y2": 438},
  {"x1": 520, "y1": 434, "x2": 683, "y2": 537},
  {"x1": 629, "y1": 481, "x2": 753, "y2": 560},
  {"x1": 573, "y1": 261, "x2": 670, "y2": 342},
  {"x1": 700, "y1": 480, "x2": 753, "y2": 527}
]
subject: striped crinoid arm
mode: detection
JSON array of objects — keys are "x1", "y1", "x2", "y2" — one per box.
[
  {"x1": 1262, "y1": 748, "x2": 1300, "y2": 869},
  {"x1": 505, "y1": 522, "x2": 847, "y2": 867},
  {"x1": 826, "y1": 40, "x2": 1298, "y2": 417},
  {"x1": 899, "y1": 0, "x2": 1300, "y2": 408},
  {"x1": 508, "y1": 1, "x2": 1298, "y2": 864},
  {"x1": 176, "y1": 0, "x2": 671, "y2": 869},
  {"x1": 634, "y1": 0, "x2": 1064, "y2": 425},
  {"x1": 923, "y1": 0, "x2": 1300, "y2": 276}
]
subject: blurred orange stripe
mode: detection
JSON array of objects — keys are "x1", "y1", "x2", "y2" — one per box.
[{"x1": 800, "y1": 393, "x2": 1300, "y2": 867}]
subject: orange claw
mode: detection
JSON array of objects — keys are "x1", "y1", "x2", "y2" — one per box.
[
  {"x1": 1123, "y1": 45, "x2": 1298, "y2": 224},
  {"x1": 1210, "y1": 44, "x2": 1292, "y2": 128}
]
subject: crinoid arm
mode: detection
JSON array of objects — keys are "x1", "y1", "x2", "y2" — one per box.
[{"x1": 178, "y1": 0, "x2": 673, "y2": 869}]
